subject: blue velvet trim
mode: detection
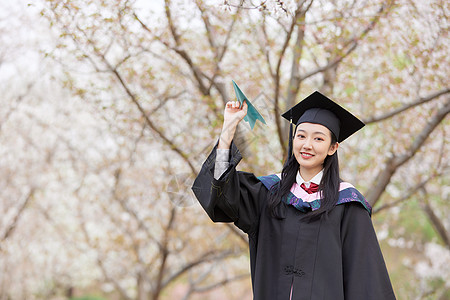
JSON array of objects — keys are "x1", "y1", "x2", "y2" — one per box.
[{"x1": 257, "y1": 174, "x2": 372, "y2": 215}]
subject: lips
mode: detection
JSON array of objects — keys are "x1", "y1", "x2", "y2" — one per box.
[{"x1": 300, "y1": 152, "x2": 314, "y2": 159}]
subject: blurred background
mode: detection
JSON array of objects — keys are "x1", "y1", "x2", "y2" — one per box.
[{"x1": 0, "y1": 0, "x2": 448, "y2": 299}]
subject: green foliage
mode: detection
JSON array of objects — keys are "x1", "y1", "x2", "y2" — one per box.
[
  {"x1": 392, "y1": 52, "x2": 413, "y2": 70},
  {"x1": 399, "y1": 198, "x2": 438, "y2": 243}
]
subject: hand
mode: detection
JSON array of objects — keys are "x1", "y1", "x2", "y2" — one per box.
[
  {"x1": 223, "y1": 100, "x2": 248, "y2": 126},
  {"x1": 218, "y1": 100, "x2": 248, "y2": 149}
]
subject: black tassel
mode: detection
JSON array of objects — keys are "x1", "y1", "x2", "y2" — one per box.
[{"x1": 288, "y1": 110, "x2": 293, "y2": 158}]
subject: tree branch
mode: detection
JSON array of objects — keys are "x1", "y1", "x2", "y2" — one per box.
[
  {"x1": 69, "y1": 20, "x2": 198, "y2": 175},
  {"x1": 205, "y1": 9, "x2": 239, "y2": 99},
  {"x1": 196, "y1": 1, "x2": 240, "y2": 101},
  {"x1": 420, "y1": 188, "x2": 450, "y2": 249},
  {"x1": 111, "y1": 168, "x2": 162, "y2": 249},
  {"x1": 186, "y1": 273, "x2": 249, "y2": 299},
  {"x1": 0, "y1": 82, "x2": 35, "y2": 133},
  {"x1": 299, "y1": 1, "x2": 389, "y2": 82},
  {"x1": 164, "y1": 0, "x2": 209, "y2": 95},
  {"x1": 108, "y1": 64, "x2": 196, "y2": 174},
  {"x1": 274, "y1": 6, "x2": 305, "y2": 160},
  {"x1": 77, "y1": 207, "x2": 132, "y2": 300},
  {"x1": 161, "y1": 249, "x2": 237, "y2": 290},
  {"x1": 153, "y1": 206, "x2": 177, "y2": 300},
  {"x1": 0, "y1": 188, "x2": 35, "y2": 244},
  {"x1": 148, "y1": 89, "x2": 187, "y2": 118},
  {"x1": 284, "y1": 9, "x2": 308, "y2": 138},
  {"x1": 395, "y1": 101, "x2": 450, "y2": 167},
  {"x1": 259, "y1": 16, "x2": 274, "y2": 78},
  {"x1": 372, "y1": 173, "x2": 439, "y2": 214},
  {"x1": 364, "y1": 88, "x2": 450, "y2": 124},
  {"x1": 196, "y1": 1, "x2": 218, "y2": 52},
  {"x1": 366, "y1": 101, "x2": 450, "y2": 206}
]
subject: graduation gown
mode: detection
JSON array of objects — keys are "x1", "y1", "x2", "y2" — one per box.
[{"x1": 192, "y1": 142, "x2": 396, "y2": 300}]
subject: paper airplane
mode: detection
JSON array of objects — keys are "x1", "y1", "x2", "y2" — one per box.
[{"x1": 232, "y1": 80, "x2": 266, "y2": 130}]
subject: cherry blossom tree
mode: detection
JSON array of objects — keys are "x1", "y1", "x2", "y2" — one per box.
[{"x1": 0, "y1": 0, "x2": 448, "y2": 299}]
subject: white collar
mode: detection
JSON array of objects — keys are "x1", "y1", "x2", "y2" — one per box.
[{"x1": 296, "y1": 170, "x2": 323, "y2": 188}]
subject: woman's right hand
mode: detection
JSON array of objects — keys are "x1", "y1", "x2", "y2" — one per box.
[
  {"x1": 223, "y1": 100, "x2": 248, "y2": 126},
  {"x1": 218, "y1": 100, "x2": 248, "y2": 149}
]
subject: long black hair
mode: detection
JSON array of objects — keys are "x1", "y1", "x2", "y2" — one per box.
[{"x1": 267, "y1": 130, "x2": 340, "y2": 220}]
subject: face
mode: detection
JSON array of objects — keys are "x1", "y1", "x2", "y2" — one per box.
[{"x1": 292, "y1": 122, "x2": 339, "y2": 177}]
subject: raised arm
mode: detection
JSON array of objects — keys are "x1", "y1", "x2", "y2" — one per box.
[{"x1": 193, "y1": 100, "x2": 268, "y2": 234}]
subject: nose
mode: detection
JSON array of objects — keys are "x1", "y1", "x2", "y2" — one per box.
[{"x1": 302, "y1": 137, "x2": 312, "y2": 149}]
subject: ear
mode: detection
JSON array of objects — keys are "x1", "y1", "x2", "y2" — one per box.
[{"x1": 328, "y1": 142, "x2": 339, "y2": 156}]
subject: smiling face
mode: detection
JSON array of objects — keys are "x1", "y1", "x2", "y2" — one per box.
[{"x1": 293, "y1": 122, "x2": 339, "y2": 180}]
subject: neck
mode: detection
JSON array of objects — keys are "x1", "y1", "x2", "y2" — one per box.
[{"x1": 299, "y1": 167, "x2": 322, "y2": 182}]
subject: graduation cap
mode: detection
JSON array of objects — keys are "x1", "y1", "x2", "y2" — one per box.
[
  {"x1": 281, "y1": 91, "x2": 365, "y2": 157},
  {"x1": 232, "y1": 80, "x2": 266, "y2": 129}
]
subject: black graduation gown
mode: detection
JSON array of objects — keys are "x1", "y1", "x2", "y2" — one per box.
[{"x1": 192, "y1": 142, "x2": 396, "y2": 300}]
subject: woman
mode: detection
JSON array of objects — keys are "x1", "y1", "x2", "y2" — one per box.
[{"x1": 192, "y1": 91, "x2": 396, "y2": 300}]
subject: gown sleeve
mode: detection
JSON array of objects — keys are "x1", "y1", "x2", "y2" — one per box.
[
  {"x1": 191, "y1": 141, "x2": 268, "y2": 234},
  {"x1": 341, "y1": 202, "x2": 396, "y2": 300}
]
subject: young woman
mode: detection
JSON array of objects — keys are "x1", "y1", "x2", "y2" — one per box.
[{"x1": 192, "y1": 91, "x2": 396, "y2": 300}]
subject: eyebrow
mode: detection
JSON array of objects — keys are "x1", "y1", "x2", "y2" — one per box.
[{"x1": 296, "y1": 129, "x2": 327, "y2": 136}]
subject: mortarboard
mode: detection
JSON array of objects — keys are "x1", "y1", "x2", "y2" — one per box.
[
  {"x1": 281, "y1": 91, "x2": 365, "y2": 157},
  {"x1": 232, "y1": 80, "x2": 266, "y2": 129}
]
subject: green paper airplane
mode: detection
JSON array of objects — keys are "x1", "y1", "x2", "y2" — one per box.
[{"x1": 232, "y1": 80, "x2": 266, "y2": 130}]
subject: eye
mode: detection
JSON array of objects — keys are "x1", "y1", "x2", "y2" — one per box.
[
  {"x1": 315, "y1": 137, "x2": 324, "y2": 141},
  {"x1": 296, "y1": 134, "x2": 305, "y2": 139}
]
